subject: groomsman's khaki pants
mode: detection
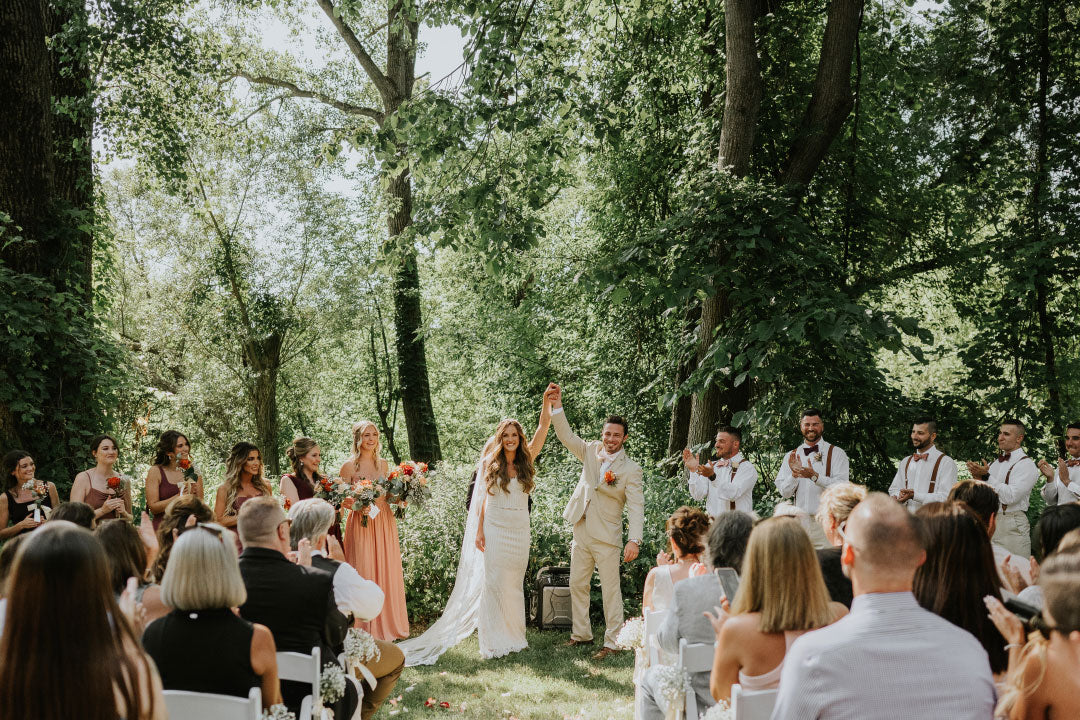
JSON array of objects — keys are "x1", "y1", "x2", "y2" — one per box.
[
  {"x1": 570, "y1": 520, "x2": 623, "y2": 649},
  {"x1": 995, "y1": 511, "x2": 1031, "y2": 558}
]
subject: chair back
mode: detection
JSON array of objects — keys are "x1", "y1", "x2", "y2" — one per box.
[
  {"x1": 163, "y1": 686, "x2": 261, "y2": 720},
  {"x1": 644, "y1": 609, "x2": 668, "y2": 666},
  {"x1": 678, "y1": 638, "x2": 715, "y2": 720},
  {"x1": 731, "y1": 683, "x2": 778, "y2": 720},
  {"x1": 277, "y1": 646, "x2": 321, "y2": 714}
]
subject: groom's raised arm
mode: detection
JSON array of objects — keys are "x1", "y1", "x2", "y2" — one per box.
[{"x1": 549, "y1": 385, "x2": 587, "y2": 463}]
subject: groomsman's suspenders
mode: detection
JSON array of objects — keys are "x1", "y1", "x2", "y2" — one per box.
[
  {"x1": 1001, "y1": 457, "x2": 1034, "y2": 513},
  {"x1": 903, "y1": 454, "x2": 946, "y2": 493},
  {"x1": 826, "y1": 446, "x2": 834, "y2": 478}
]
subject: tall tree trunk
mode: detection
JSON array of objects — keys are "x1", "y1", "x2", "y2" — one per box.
[
  {"x1": 244, "y1": 334, "x2": 282, "y2": 476},
  {"x1": 384, "y1": 2, "x2": 441, "y2": 462},
  {"x1": 666, "y1": 304, "x2": 700, "y2": 459},
  {"x1": 1030, "y1": 0, "x2": 1063, "y2": 454}
]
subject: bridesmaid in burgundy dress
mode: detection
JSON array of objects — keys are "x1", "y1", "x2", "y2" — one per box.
[
  {"x1": 281, "y1": 437, "x2": 345, "y2": 549},
  {"x1": 71, "y1": 435, "x2": 132, "y2": 523},
  {"x1": 214, "y1": 442, "x2": 272, "y2": 528},
  {"x1": 145, "y1": 430, "x2": 205, "y2": 530}
]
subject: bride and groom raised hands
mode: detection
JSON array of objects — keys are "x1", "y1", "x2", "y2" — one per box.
[{"x1": 547, "y1": 383, "x2": 645, "y2": 659}]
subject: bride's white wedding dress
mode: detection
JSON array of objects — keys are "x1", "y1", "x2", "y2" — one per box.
[{"x1": 397, "y1": 459, "x2": 530, "y2": 665}]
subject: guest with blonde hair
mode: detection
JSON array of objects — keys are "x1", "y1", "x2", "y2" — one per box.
[
  {"x1": 143, "y1": 525, "x2": 281, "y2": 708},
  {"x1": 706, "y1": 516, "x2": 847, "y2": 702},
  {"x1": 816, "y1": 482, "x2": 867, "y2": 606}
]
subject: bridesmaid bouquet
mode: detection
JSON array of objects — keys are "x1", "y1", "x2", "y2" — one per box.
[
  {"x1": 175, "y1": 451, "x2": 199, "y2": 494},
  {"x1": 22, "y1": 479, "x2": 49, "y2": 522},
  {"x1": 106, "y1": 474, "x2": 126, "y2": 499},
  {"x1": 350, "y1": 478, "x2": 383, "y2": 527},
  {"x1": 314, "y1": 476, "x2": 357, "y2": 510},
  {"x1": 386, "y1": 460, "x2": 431, "y2": 518}
]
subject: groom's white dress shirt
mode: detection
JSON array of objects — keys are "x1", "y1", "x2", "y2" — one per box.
[
  {"x1": 770, "y1": 592, "x2": 996, "y2": 720},
  {"x1": 688, "y1": 452, "x2": 756, "y2": 515},
  {"x1": 887, "y1": 445, "x2": 957, "y2": 512},
  {"x1": 1040, "y1": 456, "x2": 1080, "y2": 505}
]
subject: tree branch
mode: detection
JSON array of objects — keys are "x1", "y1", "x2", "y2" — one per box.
[
  {"x1": 237, "y1": 71, "x2": 383, "y2": 122},
  {"x1": 781, "y1": 0, "x2": 864, "y2": 187},
  {"x1": 313, "y1": 0, "x2": 396, "y2": 104}
]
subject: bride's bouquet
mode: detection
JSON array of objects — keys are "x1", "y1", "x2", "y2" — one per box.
[{"x1": 386, "y1": 460, "x2": 431, "y2": 518}]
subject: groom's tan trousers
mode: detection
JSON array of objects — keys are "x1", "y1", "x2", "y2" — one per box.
[{"x1": 570, "y1": 518, "x2": 623, "y2": 649}]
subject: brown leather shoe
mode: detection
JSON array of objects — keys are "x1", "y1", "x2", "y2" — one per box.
[
  {"x1": 592, "y1": 647, "x2": 623, "y2": 660},
  {"x1": 564, "y1": 638, "x2": 593, "y2": 647}
]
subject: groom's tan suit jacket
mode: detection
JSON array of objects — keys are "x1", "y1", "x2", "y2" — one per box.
[{"x1": 553, "y1": 410, "x2": 644, "y2": 547}]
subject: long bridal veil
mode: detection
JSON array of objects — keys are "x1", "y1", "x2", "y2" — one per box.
[{"x1": 397, "y1": 454, "x2": 488, "y2": 666}]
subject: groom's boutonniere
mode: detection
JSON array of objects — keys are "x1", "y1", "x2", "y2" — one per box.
[
  {"x1": 603, "y1": 470, "x2": 618, "y2": 486},
  {"x1": 730, "y1": 459, "x2": 741, "y2": 471}
]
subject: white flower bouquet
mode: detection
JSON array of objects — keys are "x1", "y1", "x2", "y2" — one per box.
[{"x1": 615, "y1": 616, "x2": 646, "y2": 650}]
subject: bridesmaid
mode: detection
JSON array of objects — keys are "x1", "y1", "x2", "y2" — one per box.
[
  {"x1": 214, "y1": 442, "x2": 272, "y2": 528},
  {"x1": 282, "y1": 437, "x2": 345, "y2": 550},
  {"x1": 71, "y1": 435, "x2": 133, "y2": 522},
  {"x1": 145, "y1": 431, "x2": 204, "y2": 530},
  {"x1": 340, "y1": 421, "x2": 409, "y2": 641},
  {"x1": 0, "y1": 451, "x2": 60, "y2": 539}
]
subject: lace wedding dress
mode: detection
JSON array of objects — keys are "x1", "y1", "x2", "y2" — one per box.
[{"x1": 398, "y1": 458, "x2": 531, "y2": 665}]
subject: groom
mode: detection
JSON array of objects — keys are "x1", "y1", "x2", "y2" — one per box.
[{"x1": 548, "y1": 383, "x2": 644, "y2": 660}]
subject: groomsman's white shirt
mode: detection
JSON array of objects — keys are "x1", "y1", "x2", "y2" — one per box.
[
  {"x1": 986, "y1": 448, "x2": 1038, "y2": 514},
  {"x1": 773, "y1": 439, "x2": 849, "y2": 515},
  {"x1": 688, "y1": 452, "x2": 757, "y2": 515},
  {"x1": 887, "y1": 445, "x2": 957, "y2": 512},
  {"x1": 1040, "y1": 456, "x2": 1080, "y2": 506}
]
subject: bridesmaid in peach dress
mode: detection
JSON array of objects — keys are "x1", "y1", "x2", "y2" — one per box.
[{"x1": 340, "y1": 421, "x2": 409, "y2": 642}]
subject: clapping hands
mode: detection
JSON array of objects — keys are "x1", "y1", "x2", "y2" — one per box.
[{"x1": 966, "y1": 460, "x2": 990, "y2": 479}]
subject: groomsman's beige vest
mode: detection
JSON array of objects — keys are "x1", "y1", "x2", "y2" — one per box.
[{"x1": 552, "y1": 409, "x2": 644, "y2": 649}]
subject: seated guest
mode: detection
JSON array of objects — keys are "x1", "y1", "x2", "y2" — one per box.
[
  {"x1": 643, "y1": 506, "x2": 711, "y2": 612},
  {"x1": 143, "y1": 525, "x2": 280, "y2": 709},
  {"x1": 772, "y1": 493, "x2": 996, "y2": 720},
  {"x1": 95, "y1": 519, "x2": 170, "y2": 628},
  {"x1": 48, "y1": 501, "x2": 97, "y2": 529},
  {"x1": 290, "y1": 499, "x2": 399, "y2": 720},
  {"x1": 0, "y1": 521, "x2": 165, "y2": 719},
  {"x1": 639, "y1": 510, "x2": 753, "y2": 720},
  {"x1": 913, "y1": 502, "x2": 1008, "y2": 676},
  {"x1": 71, "y1": 435, "x2": 133, "y2": 522},
  {"x1": 706, "y1": 517, "x2": 847, "y2": 702},
  {"x1": 949, "y1": 479, "x2": 1031, "y2": 586},
  {"x1": 151, "y1": 495, "x2": 214, "y2": 582},
  {"x1": 815, "y1": 482, "x2": 867, "y2": 607},
  {"x1": 214, "y1": 442, "x2": 273, "y2": 528},
  {"x1": 988, "y1": 552, "x2": 1080, "y2": 719},
  {"x1": 0, "y1": 450, "x2": 60, "y2": 539},
  {"x1": 1004, "y1": 504, "x2": 1080, "y2": 608},
  {"x1": 237, "y1": 497, "x2": 357, "y2": 719}
]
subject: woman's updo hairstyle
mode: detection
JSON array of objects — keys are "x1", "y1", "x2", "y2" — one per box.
[
  {"x1": 286, "y1": 437, "x2": 321, "y2": 482},
  {"x1": 666, "y1": 505, "x2": 711, "y2": 557},
  {"x1": 152, "y1": 430, "x2": 187, "y2": 467}
]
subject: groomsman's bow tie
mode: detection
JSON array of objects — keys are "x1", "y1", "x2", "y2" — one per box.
[
  {"x1": 912, "y1": 452, "x2": 929, "y2": 462},
  {"x1": 1067, "y1": 459, "x2": 1080, "y2": 467},
  {"x1": 802, "y1": 445, "x2": 819, "y2": 456},
  {"x1": 997, "y1": 452, "x2": 1012, "y2": 463}
]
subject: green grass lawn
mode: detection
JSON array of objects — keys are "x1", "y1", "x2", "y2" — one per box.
[{"x1": 383, "y1": 626, "x2": 636, "y2": 720}]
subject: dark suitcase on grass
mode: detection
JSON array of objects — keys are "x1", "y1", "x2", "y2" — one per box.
[{"x1": 530, "y1": 565, "x2": 572, "y2": 629}]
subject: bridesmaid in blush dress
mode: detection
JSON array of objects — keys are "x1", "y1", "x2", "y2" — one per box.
[
  {"x1": 282, "y1": 437, "x2": 344, "y2": 549},
  {"x1": 215, "y1": 442, "x2": 273, "y2": 528},
  {"x1": 340, "y1": 421, "x2": 409, "y2": 642},
  {"x1": 145, "y1": 430, "x2": 204, "y2": 530}
]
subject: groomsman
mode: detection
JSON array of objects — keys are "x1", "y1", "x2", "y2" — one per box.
[
  {"x1": 888, "y1": 416, "x2": 957, "y2": 512},
  {"x1": 1039, "y1": 422, "x2": 1080, "y2": 506},
  {"x1": 774, "y1": 408, "x2": 849, "y2": 548},
  {"x1": 966, "y1": 419, "x2": 1038, "y2": 557},
  {"x1": 682, "y1": 426, "x2": 757, "y2": 515}
]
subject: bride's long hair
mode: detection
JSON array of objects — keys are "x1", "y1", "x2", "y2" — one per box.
[{"x1": 484, "y1": 419, "x2": 535, "y2": 496}]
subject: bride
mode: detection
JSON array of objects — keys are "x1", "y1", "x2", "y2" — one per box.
[{"x1": 399, "y1": 391, "x2": 553, "y2": 664}]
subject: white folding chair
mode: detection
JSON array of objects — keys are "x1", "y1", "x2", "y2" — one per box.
[
  {"x1": 163, "y1": 686, "x2": 261, "y2": 720},
  {"x1": 644, "y1": 609, "x2": 669, "y2": 666},
  {"x1": 731, "y1": 683, "x2": 778, "y2": 720},
  {"x1": 678, "y1": 638, "x2": 715, "y2": 720},
  {"x1": 277, "y1": 646, "x2": 321, "y2": 720}
]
